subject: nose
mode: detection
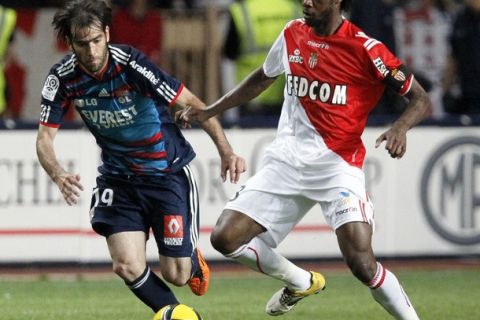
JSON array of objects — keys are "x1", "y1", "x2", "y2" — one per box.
[
  {"x1": 87, "y1": 43, "x2": 95, "y2": 55},
  {"x1": 82, "y1": 41, "x2": 96, "y2": 57}
]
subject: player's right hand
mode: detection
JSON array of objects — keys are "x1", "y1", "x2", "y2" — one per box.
[{"x1": 55, "y1": 173, "x2": 84, "y2": 206}]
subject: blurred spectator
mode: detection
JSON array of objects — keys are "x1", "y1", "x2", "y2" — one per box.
[
  {"x1": 350, "y1": 0, "x2": 397, "y2": 53},
  {"x1": 4, "y1": 40, "x2": 25, "y2": 119},
  {"x1": 156, "y1": 0, "x2": 196, "y2": 9},
  {"x1": 392, "y1": 0, "x2": 452, "y2": 118},
  {"x1": 443, "y1": 0, "x2": 480, "y2": 115},
  {"x1": 350, "y1": 0, "x2": 406, "y2": 117},
  {"x1": 223, "y1": 0, "x2": 301, "y2": 120},
  {"x1": 0, "y1": 5, "x2": 17, "y2": 118},
  {"x1": 110, "y1": 0, "x2": 163, "y2": 65}
]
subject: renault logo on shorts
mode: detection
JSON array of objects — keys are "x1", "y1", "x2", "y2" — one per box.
[
  {"x1": 163, "y1": 215, "x2": 184, "y2": 246},
  {"x1": 168, "y1": 218, "x2": 180, "y2": 234},
  {"x1": 421, "y1": 136, "x2": 480, "y2": 245}
]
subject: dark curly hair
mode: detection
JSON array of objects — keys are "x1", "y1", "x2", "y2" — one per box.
[
  {"x1": 341, "y1": 0, "x2": 353, "y2": 11},
  {"x1": 52, "y1": 0, "x2": 112, "y2": 42}
]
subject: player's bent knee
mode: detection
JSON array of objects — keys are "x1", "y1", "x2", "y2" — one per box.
[
  {"x1": 210, "y1": 229, "x2": 238, "y2": 255},
  {"x1": 211, "y1": 209, "x2": 261, "y2": 255},
  {"x1": 161, "y1": 269, "x2": 190, "y2": 287},
  {"x1": 112, "y1": 260, "x2": 145, "y2": 282},
  {"x1": 347, "y1": 257, "x2": 377, "y2": 283}
]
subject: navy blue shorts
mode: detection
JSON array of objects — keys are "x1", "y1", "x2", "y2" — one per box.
[{"x1": 89, "y1": 165, "x2": 199, "y2": 258}]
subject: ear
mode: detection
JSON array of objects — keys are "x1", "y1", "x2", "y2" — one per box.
[{"x1": 105, "y1": 25, "x2": 110, "y2": 43}]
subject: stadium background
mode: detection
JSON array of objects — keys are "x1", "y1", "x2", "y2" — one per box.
[
  {"x1": 0, "y1": 1, "x2": 478, "y2": 270},
  {"x1": 0, "y1": 3, "x2": 479, "y2": 319}
]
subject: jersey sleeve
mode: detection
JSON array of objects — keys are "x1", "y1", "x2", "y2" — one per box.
[
  {"x1": 263, "y1": 29, "x2": 286, "y2": 78},
  {"x1": 365, "y1": 40, "x2": 414, "y2": 96},
  {"x1": 39, "y1": 69, "x2": 70, "y2": 128},
  {"x1": 125, "y1": 47, "x2": 183, "y2": 107}
]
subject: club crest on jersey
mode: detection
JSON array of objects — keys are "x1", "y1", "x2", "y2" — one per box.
[
  {"x1": 289, "y1": 49, "x2": 304, "y2": 64},
  {"x1": 117, "y1": 95, "x2": 133, "y2": 104},
  {"x1": 308, "y1": 52, "x2": 318, "y2": 69},
  {"x1": 392, "y1": 68, "x2": 406, "y2": 81},
  {"x1": 163, "y1": 215, "x2": 184, "y2": 246}
]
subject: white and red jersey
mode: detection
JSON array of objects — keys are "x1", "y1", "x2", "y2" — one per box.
[{"x1": 259, "y1": 18, "x2": 413, "y2": 196}]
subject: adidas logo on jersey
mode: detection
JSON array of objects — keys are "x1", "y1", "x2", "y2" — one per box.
[{"x1": 98, "y1": 88, "x2": 109, "y2": 97}]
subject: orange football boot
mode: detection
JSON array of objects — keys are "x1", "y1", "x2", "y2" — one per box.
[{"x1": 188, "y1": 248, "x2": 210, "y2": 296}]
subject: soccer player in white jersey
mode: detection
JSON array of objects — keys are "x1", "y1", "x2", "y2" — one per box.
[{"x1": 179, "y1": 0, "x2": 430, "y2": 319}]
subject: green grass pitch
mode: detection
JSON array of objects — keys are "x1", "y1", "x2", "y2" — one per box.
[{"x1": 0, "y1": 268, "x2": 478, "y2": 319}]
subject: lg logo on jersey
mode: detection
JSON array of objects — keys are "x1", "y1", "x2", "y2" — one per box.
[{"x1": 74, "y1": 98, "x2": 98, "y2": 108}]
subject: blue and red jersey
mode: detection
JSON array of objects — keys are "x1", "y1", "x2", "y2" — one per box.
[{"x1": 40, "y1": 44, "x2": 195, "y2": 176}]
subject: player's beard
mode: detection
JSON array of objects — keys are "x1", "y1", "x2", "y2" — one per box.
[
  {"x1": 75, "y1": 45, "x2": 109, "y2": 75},
  {"x1": 304, "y1": 6, "x2": 337, "y2": 35}
]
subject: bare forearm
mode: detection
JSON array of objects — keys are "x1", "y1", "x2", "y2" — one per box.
[
  {"x1": 199, "y1": 117, "x2": 233, "y2": 156},
  {"x1": 207, "y1": 67, "x2": 276, "y2": 116},
  {"x1": 392, "y1": 81, "x2": 431, "y2": 131},
  {"x1": 36, "y1": 137, "x2": 66, "y2": 183},
  {"x1": 173, "y1": 86, "x2": 233, "y2": 155},
  {"x1": 36, "y1": 125, "x2": 83, "y2": 205}
]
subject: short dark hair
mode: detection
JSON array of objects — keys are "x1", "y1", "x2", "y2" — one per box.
[
  {"x1": 341, "y1": 0, "x2": 353, "y2": 11},
  {"x1": 52, "y1": 0, "x2": 112, "y2": 42}
]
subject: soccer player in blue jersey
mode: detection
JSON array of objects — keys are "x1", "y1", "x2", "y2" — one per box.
[{"x1": 35, "y1": 0, "x2": 246, "y2": 314}]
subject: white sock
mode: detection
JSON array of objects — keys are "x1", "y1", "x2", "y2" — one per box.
[
  {"x1": 225, "y1": 237, "x2": 311, "y2": 291},
  {"x1": 368, "y1": 262, "x2": 420, "y2": 320}
]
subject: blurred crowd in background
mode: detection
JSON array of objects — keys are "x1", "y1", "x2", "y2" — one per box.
[{"x1": 0, "y1": 0, "x2": 479, "y2": 126}]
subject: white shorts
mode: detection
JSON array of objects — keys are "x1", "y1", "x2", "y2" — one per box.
[{"x1": 224, "y1": 159, "x2": 375, "y2": 247}]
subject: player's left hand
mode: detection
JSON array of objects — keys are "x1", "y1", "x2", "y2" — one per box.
[
  {"x1": 175, "y1": 105, "x2": 212, "y2": 128},
  {"x1": 375, "y1": 125, "x2": 408, "y2": 159},
  {"x1": 220, "y1": 153, "x2": 247, "y2": 183}
]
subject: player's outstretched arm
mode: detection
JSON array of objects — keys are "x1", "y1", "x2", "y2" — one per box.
[
  {"x1": 375, "y1": 79, "x2": 431, "y2": 159},
  {"x1": 36, "y1": 125, "x2": 84, "y2": 205},
  {"x1": 174, "y1": 87, "x2": 246, "y2": 183},
  {"x1": 176, "y1": 67, "x2": 277, "y2": 125}
]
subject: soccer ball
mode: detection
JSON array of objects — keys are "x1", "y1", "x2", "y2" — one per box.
[{"x1": 153, "y1": 304, "x2": 202, "y2": 320}]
